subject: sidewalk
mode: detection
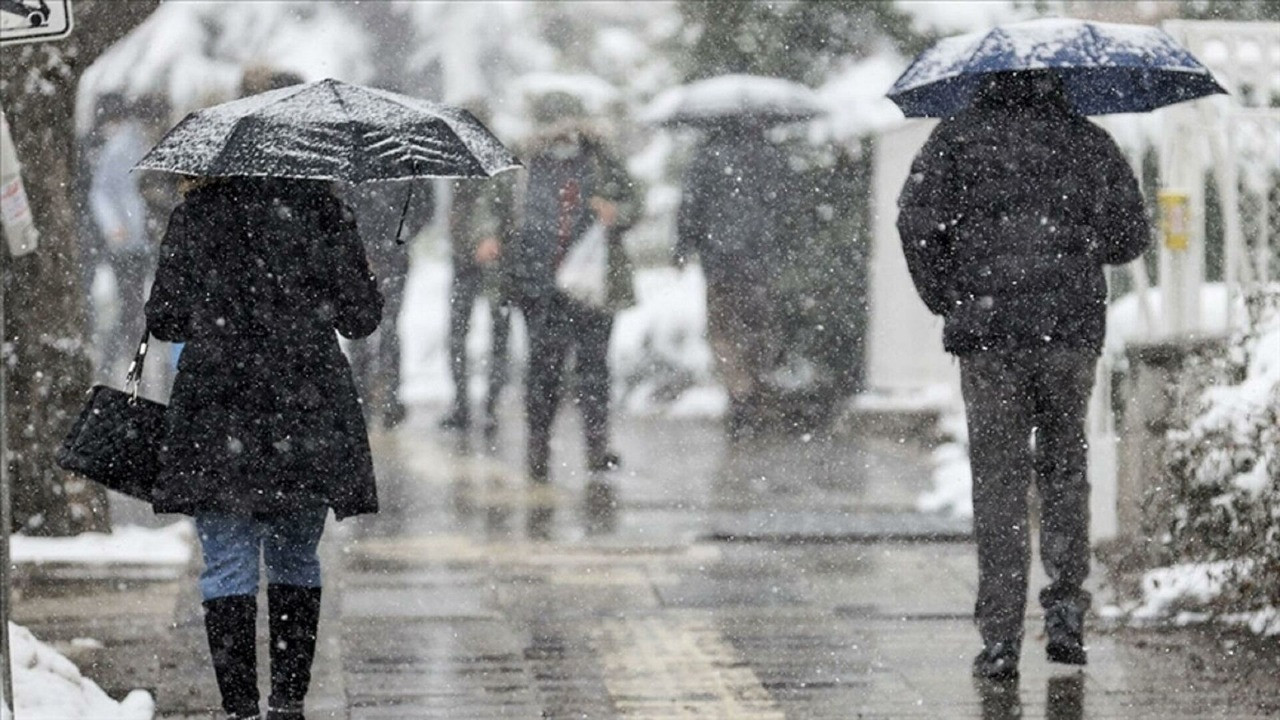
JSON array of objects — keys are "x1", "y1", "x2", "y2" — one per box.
[{"x1": 13, "y1": 408, "x2": 1280, "y2": 718}]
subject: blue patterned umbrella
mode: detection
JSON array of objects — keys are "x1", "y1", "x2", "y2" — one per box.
[{"x1": 887, "y1": 18, "x2": 1227, "y2": 117}]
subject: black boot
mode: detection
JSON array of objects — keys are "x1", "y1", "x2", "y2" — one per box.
[
  {"x1": 203, "y1": 595, "x2": 260, "y2": 719},
  {"x1": 1045, "y1": 602, "x2": 1088, "y2": 665},
  {"x1": 267, "y1": 585, "x2": 322, "y2": 720},
  {"x1": 972, "y1": 640, "x2": 1020, "y2": 680}
]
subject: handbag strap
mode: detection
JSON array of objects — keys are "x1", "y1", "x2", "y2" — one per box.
[{"x1": 123, "y1": 326, "x2": 152, "y2": 400}]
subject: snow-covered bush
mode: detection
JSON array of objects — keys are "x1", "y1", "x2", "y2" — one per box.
[{"x1": 1160, "y1": 284, "x2": 1280, "y2": 616}]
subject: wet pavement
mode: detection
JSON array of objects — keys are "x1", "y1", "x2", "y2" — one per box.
[{"x1": 12, "y1": 406, "x2": 1280, "y2": 718}]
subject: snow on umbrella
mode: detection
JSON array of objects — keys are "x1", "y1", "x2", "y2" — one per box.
[
  {"x1": 887, "y1": 18, "x2": 1227, "y2": 117},
  {"x1": 641, "y1": 74, "x2": 825, "y2": 127},
  {"x1": 134, "y1": 78, "x2": 521, "y2": 181}
]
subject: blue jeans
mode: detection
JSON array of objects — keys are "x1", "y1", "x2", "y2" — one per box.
[{"x1": 196, "y1": 509, "x2": 328, "y2": 600}]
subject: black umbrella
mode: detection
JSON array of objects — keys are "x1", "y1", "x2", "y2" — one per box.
[
  {"x1": 135, "y1": 78, "x2": 519, "y2": 181},
  {"x1": 135, "y1": 79, "x2": 520, "y2": 241}
]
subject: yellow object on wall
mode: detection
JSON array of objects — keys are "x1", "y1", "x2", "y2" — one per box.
[{"x1": 1158, "y1": 189, "x2": 1191, "y2": 251}]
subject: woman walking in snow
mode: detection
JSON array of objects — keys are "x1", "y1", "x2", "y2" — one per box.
[{"x1": 146, "y1": 176, "x2": 382, "y2": 720}]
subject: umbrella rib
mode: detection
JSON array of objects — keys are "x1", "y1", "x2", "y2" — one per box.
[{"x1": 325, "y1": 79, "x2": 362, "y2": 181}]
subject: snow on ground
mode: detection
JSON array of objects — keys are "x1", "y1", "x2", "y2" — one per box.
[
  {"x1": 5, "y1": 623, "x2": 154, "y2": 720},
  {"x1": 853, "y1": 383, "x2": 955, "y2": 413},
  {"x1": 1102, "y1": 561, "x2": 1280, "y2": 636},
  {"x1": 917, "y1": 441, "x2": 973, "y2": 519},
  {"x1": 9, "y1": 521, "x2": 193, "y2": 566},
  {"x1": 856, "y1": 383, "x2": 973, "y2": 520}
]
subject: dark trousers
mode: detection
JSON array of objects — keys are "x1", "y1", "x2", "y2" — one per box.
[
  {"x1": 959, "y1": 347, "x2": 1096, "y2": 649},
  {"x1": 350, "y1": 269, "x2": 407, "y2": 417},
  {"x1": 525, "y1": 294, "x2": 613, "y2": 482},
  {"x1": 446, "y1": 264, "x2": 511, "y2": 417}
]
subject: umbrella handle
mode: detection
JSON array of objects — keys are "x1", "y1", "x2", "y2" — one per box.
[{"x1": 394, "y1": 182, "x2": 414, "y2": 245}]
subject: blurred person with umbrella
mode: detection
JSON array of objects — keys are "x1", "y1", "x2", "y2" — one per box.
[
  {"x1": 892, "y1": 19, "x2": 1224, "y2": 680},
  {"x1": 510, "y1": 90, "x2": 642, "y2": 484},
  {"x1": 439, "y1": 100, "x2": 518, "y2": 439},
  {"x1": 345, "y1": 177, "x2": 435, "y2": 429},
  {"x1": 651, "y1": 74, "x2": 821, "y2": 439},
  {"x1": 138, "y1": 78, "x2": 518, "y2": 720}
]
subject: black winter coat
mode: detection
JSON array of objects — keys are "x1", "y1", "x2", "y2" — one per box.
[
  {"x1": 896, "y1": 76, "x2": 1150, "y2": 356},
  {"x1": 675, "y1": 129, "x2": 793, "y2": 284},
  {"x1": 512, "y1": 131, "x2": 641, "y2": 311},
  {"x1": 145, "y1": 179, "x2": 383, "y2": 519}
]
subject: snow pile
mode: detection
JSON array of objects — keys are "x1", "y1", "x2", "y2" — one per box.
[
  {"x1": 612, "y1": 266, "x2": 718, "y2": 416},
  {"x1": 9, "y1": 522, "x2": 194, "y2": 566},
  {"x1": 917, "y1": 441, "x2": 974, "y2": 519},
  {"x1": 1157, "y1": 284, "x2": 1280, "y2": 631},
  {"x1": 1121, "y1": 561, "x2": 1280, "y2": 636},
  {"x1": 6, "y1": 623, "x2": 154, "y2": 720},
  {"x1": 1133, "y1": 560, "x2": 1240, "y2": 620}
]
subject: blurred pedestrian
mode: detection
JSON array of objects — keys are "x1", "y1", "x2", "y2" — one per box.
[
  {"x1": 438, "y1": 124, "x2": 518, "y2": 438},
  {"x1": 674, "y1": 120, "x2": 793, "y2": 439},
  {"x1": 87, "y1": 92, "x2": 154, "y2": 381},
  {"x1": 897, "y1": 71, "x2": 1150, "y2": 680},
  {"x1": 345, "y1": 181, "x2": 435, "y2": 428},
  {"x1": 146, "y1": 176, "x2": 382, "y2": 720},
  {"x1": 511, "y1": 92, "x2": 642, "y2": 483}
]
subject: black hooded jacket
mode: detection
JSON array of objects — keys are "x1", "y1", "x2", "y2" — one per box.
[
  {"x1": 896, "y1": 73, "x2": 1150, "y2": 355},
  {"x1": 145, "y1": 178, "x2": 383, "y2": 519}
]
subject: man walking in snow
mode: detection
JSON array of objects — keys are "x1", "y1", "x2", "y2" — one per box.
[
  {"x1": 897, "y1": 71, "x2": 1150, "y2": 680},
  {"x1": 439, "y1": 104, "x2": 518, "y2": 438},
  {"x1": 674, "y1": 120, "x2": 794, "y2": 440},
  {"x1": 510, "y1": 91, "x2": 642, "y2": 484}
]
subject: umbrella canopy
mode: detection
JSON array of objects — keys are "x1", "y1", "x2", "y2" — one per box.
[
  {"x1": 135, "y1": 78, "x2": 521, "y2": 181},
  {"x1": 641, "y1": 74, "x2": 825, "y2": 127},
  {"x1": 887, "y1": 18, "x2": 1227, "y2": 117}
]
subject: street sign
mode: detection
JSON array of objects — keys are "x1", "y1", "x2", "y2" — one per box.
[{"x1": 0, "y1": 0, "x2": 72, "y2": 46}]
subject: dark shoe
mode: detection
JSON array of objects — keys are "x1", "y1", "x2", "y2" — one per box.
[
  {"x1": 1045, "y1": 603, "x2": 1088, "y2": 665},
  {"x1": 438, "y1": 405, "x2": 470, "y2": 431},
  {"x1": 267, "y1": 585, "x2": 322, "y2": 719},
  {"x1": 972, "y1": 642, "x2": 1020, "y2": 680},
  {"x1": 203, "y1": 595, "x2": 260, "y2": 719},
  {"x1": 586, "y1": 451, "x2": 621, "y2": 473}
]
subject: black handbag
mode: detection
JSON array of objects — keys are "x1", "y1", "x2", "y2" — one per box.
[{"x1": 56, "y1": 328, "x2": 166, "y2": 502}]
